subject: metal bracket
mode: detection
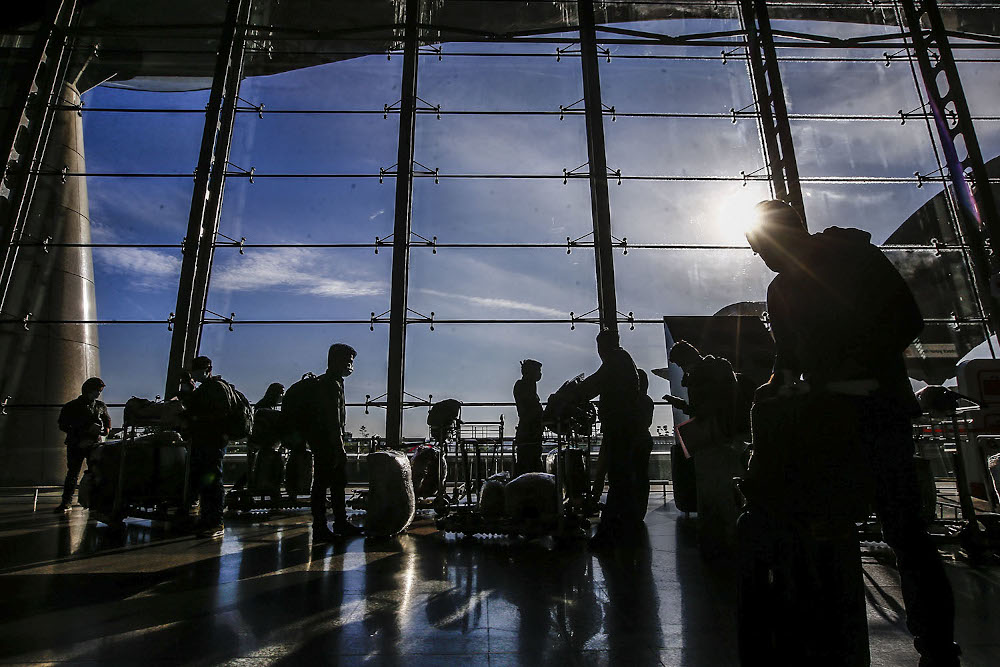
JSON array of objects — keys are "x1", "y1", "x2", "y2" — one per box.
[
  {"x1": 370, "y1": 309, "x2": 390, "y2": 331},
  {"x1": 384, "y1": 97, "x2": 441, "y2": 119},
  {"x1": 612, "y1": 235, "x2": 628, "y2": 255},
  {"x1": 407, "y1": 307, "x2": 434, "y2": 331},
  {"x1": 741, "y1": 165, "x2": 767, "y2": 187},
  {"x1": 41, "y1": 235, "x2": 51, "y2": 253},
  {"x1": 559, "y1": 98, "x2": 615, "y2": 121},
  {"x1": 721, "y1": 48, "x2": 741, "y2": 65},
  {"x1": 217, "y1": 232, "x2": 246, "y2": 254},
  {"x1": 225, "y1": 161, "x2": 255, "y2": 183},
  {"x1": 0, "y1": 396, "x2": 9, "y2": 416},
  {"x1": 167, "y1": 312, "x2": 175, "y2": 331},
  {"x1": 618, "y1": 310, "x2": 635, "y2": 330},
  {"x1": 205, "y1": 309, "x2": 236, "y2": 331},
  {"x1": 365, "y1": 392, "x2": 388, "y2": 414},
  {"x1": 380, "y1": 160, "x2": 439, "y2": 184},
  {"x1": 556, "y1": 43, "x2": 609, "y2": 63},
  {"x1": 237, "y1": 96, "x2": 264, "y2": 118},
  {"x1": 730, "y1": 103, "x2": 755, "y2": 124},
  {"x1": 569, "y1": 307, "x2": 600, "y2": 331},
  {"x1": 22, "y1": 312, "x2": 30, "y2": 331},
  {"x1": 411, "y1": 231, "x2": 437, "y2": 253},
  {"x1": 567, "y1": 232, "x2": 594, "y2": 254}
]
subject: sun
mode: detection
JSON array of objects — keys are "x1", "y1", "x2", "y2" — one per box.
[{"x1": 713, "y1": 191, "x2": 764, "y2": 245}]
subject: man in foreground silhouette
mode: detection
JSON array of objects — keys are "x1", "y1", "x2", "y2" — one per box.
[{"x1": 745, "y1": 199, "x2": 959, "y2": 666}]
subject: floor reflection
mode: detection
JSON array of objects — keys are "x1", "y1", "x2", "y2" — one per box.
[{"x1": 1, "y1": 497, "x2": 996, "y2": 665}]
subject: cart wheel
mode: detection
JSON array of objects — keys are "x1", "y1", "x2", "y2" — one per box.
[{"x1": 432, "y1": 496, "x2": 450, "y2": 517}]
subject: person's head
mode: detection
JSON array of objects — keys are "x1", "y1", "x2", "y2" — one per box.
[
  {"x1": 637, "y1": 368, "x2": 649, "y2": 394},
  {"x1": 745, "y1": 200, "x2": 809, "y2": 273},
  {"x1": 669, "y1": 340, "x2": 701, "y2": 371},
  {"x1": 596, "y1": 328, "x2": 620, "y2": 361},
  {"x1": 262, "y1": 382, "x2": 285, "y2": 406},
  {"x1": 190, "y1": 356, "x2": 213, "y2": 383},
  {"x1": 327, "y1": 343, "x2": 357, "y2": 378},
  {"x1": 520, "y1": 359, "x2": 542, "y2": 382},
  {"x1": 81, "y1": 377, "x2": 105, "y2": 401}
]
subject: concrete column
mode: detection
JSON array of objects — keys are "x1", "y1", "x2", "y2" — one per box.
[{"x1": 0, "y1": 82, "x2": 100, "y2": 485}]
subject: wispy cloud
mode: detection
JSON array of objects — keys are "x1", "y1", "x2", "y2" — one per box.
[
  {"x1": 211, "y1": 247, "x2": 384, "y2": 297},
  {"x1": 419, "y1": 288, "x2": 564, "y2": 317},
  {"x1": 94, "y1": 246, "x2": 181, "y2": 290}
]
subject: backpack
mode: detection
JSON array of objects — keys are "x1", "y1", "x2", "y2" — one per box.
[
  {"x1": 216, "y1": 378, "x2": 253, "y2": 440},
  {"x1": 281, "y1": 372, "x2": 323, "y2": 441}
]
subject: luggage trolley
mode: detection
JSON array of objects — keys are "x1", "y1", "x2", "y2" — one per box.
[{"x1": 81, "y1": 398, "x2": 191, "y2": 529}]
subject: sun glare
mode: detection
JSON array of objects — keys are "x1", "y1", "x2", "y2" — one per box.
[{"x1": 713, "y1": 192, "x2": 762, "y2": 245}]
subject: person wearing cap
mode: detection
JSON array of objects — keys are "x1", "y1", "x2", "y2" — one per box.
[
  {"x1": 182, "y1": 355, "x2": 233, "y2": 538},
  {"x1": 578, "y1": 328, "x2": 642, "y2": 547},
  {"x1": 306, "y1": 343, "x2": 363, "y2": 540},
  {"x1": 746, "y1": 199, "x2": 959, "y2": 665},
  {"x1": 55, "y1": 377, "x2": 111, "y2": 512},
  {"x1": 513, "y1": 359, "x2": 544, "y2": 475}
]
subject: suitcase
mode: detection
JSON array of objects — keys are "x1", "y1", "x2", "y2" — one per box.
[
  {"x1": 367, "y1": 450, "x2": 416, "y2": 536},
  {"x1": 82, "y1": 437, "x2": 189, "y2": 520},
  {"x1": 251, "y1": 446, "x2": 285, "y2": 495},
  {"x1": 671, "y1": 442, "x2": 697, "y2": 513},
  {"x1": 737, "y1": 510, "x2": 869, "y2": 666},
  {"x1": 284, "y1": 448, "x2": 313, "y2": 497},
  {"x1": 544, "y1": 447, "x2": 588, "y2": 502}
]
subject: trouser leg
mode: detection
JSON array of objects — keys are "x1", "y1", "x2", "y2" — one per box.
[
  {"x1": 329, "y1": 456, "x2": 348, "y2": 527},
  {"x1": 861, "y1": 401, "x2": 956, "y2": 656},
  {"x1": 311, "y1": 448, "x2": 331, "y2": 525},
  {"x1": 192, "y1": 442, "x2": 227, "y2": 524},
  {"x1": 61, "y1": 445, "x2": 86, "y2": 504}
]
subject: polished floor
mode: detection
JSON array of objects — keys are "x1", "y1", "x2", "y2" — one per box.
[{"x1": 1, "y1": 492, "x2": 998, "y2": 666}]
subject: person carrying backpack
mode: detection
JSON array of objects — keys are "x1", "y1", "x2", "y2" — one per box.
[
  {"x1": 182, "y1": 355, "x2": 242, "y2": 538},
  {"x1": 744, "y1": 200, "x2": 959, "y2": 666},
  {"x1": 284, "y1": 343, "x2": 363, "y2": 541}
]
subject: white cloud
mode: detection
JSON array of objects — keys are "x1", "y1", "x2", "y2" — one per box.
[
  {"x1": 93, "y1": 246, "x2": 181, "y2": 290},
  {"x1": 419, "y1": 288, "x2": 564, "y2": 317},
  {"x1": 211, "y1": 247, "x2": 384, "y2": 297}
]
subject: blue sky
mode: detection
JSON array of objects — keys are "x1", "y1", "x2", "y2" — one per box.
[{"x1": 80, "y1": 16, "x2": 1000, "y2": 436}]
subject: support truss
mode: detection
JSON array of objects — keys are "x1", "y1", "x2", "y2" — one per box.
[
  {"x1": 165, "y1": 0, "x2": 252, "y2": 396},
  {"x1": 900, "y1": 0, "x2": 1000, "y2": 335},
  {"x1": 739, "y1": 0, "x2": 806, "y2": 224}
]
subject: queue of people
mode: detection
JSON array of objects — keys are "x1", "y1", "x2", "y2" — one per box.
[{"x1": 51, "y1": 197, "x2": 959, "y2": 664}]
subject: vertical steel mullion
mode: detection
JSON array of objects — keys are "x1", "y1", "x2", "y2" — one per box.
[
  {"x1": 739, "y1": 0, "x2": 806, "y2": 227},
  {"x1": 165, "y1": 0, "x2": 248, "y2": 396},
  {"x1": 385, "y1": 0, "x2": 420, "y2": 448},
  {"x1": 900, "y1": 0, "x2": 1000, "y2": 336},
  {"x1": 579, "y1": 0, "x2": 618, "y2": 332},
  {"x1": 190, "y1": 0, "x2": 253, "y2": 358},
  {"x1": 0, "y1": 0, "x2": 78, "y2": 314}
]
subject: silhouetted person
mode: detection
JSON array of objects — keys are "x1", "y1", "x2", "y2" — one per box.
[
  {"x1": 746, "y1": 199, "x2": 959, "y2": 666},
  {"x1": 308, "y1": 343, "x2": 363, "y2": 541},
  {"x1": 634, "y1": 369, "x2": 655, "y2": 518},
  {"x1": 513, "y1": 359, "x2": 544, "y2": 475},
  {"x1": 666, "y1": 340, "x2": 740, "y2": 438},
  {"x1": 55, "y1": 377, "x2": 110, "y2": 512},
  {"x1": 235, "y1": 383, "x2": 286, "y2": 492},
  {"x1": 182, "y1": 356, "x2": 231, "y2": 538},
  {"x1": 579, "y1": 328, "x2": 641, "y2": 548}
]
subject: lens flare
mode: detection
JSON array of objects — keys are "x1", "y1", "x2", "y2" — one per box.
[{"x1": 713, "y1": 192, "x2": 762, "y2": 244}]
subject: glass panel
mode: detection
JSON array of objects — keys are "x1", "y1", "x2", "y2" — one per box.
[
  {"x1": 407, "y1": 248, "x2": 597, "y2": 320},
  {"x1": 204, "y1": 247, "x2": 391, "y2": 321},
  {"x1": 801, "y1": 182, "x2": 954, "y2": 244},
  {"x1": 884, "y1": 248, "x2": 980, "y2": 319},
  {"x1": 411, "y1": 177, "x2": 592, "y2": 242},
  {"x1": 198, "y1": 324, "x2": 388, "y2": 438},
  {"x1": 609, "y1": 180, "x2": 772, "y2": 246},
  {"x1": 616, "y1": 247, "x2": 772, "y2": 319},
  {"x1": 402, "y1": 323, "x2": 600, "y2": 439},
  {"x1": 87, "y1": 177, "x2": 194, "y2": 245},
  {"x1": 955, "y1": 49, "x2": 1000, "y2": 165},
  {"x1": 97, "y1": 324, "x2": 175, "y2": 425}
]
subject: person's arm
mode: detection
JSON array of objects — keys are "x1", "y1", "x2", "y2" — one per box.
[
  {"x1": 99, "y1": 403, "x2": 111, "y2": 436},
  {"x1": 577, "y1": 364, "x2": 605, "y2": 402},
  {"x1": 762, "y1": 279, "x2": 801, "y2": 395},
  {"x1": 57, "y1": 402, "x2": 74, "y2": 434}
]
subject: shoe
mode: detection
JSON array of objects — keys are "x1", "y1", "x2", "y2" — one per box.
[
  {"x1": 916, "y1": 639, "x2": 961, "y2": 667},
  {"x1": 334, "y1": 521, "x2": 364, "y2": 537},
  {"x1": 52, "y1": 503, "x2": 71, "y2": 513},
  {"x1": 195, "y1": 523, "x2": 225, "y2": 539},
  {"x1": 313, "y1": 522, "x2": 339, "y2": 542}
]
